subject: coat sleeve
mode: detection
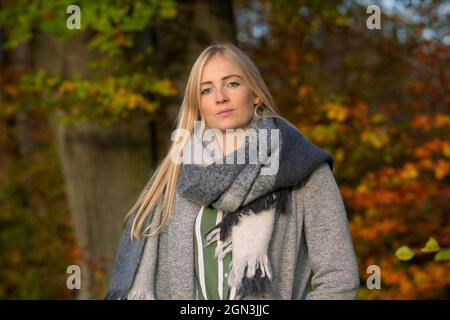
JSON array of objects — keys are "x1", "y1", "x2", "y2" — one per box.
[{"x1": 301, "y1": 163, "x2": 360, "y2": 299}]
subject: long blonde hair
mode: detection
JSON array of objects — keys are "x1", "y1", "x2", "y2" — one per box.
[{"x1": 126, "y1": 42, "x2": 282, "y2": 240}]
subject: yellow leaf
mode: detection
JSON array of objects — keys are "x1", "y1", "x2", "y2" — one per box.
[
  {"x1": 443, "y1": 143, "x2": 450, "y2": 158},
  {"x1": 335, "y1": 148, "x2": 345, "y2": 162},
  {"x1": 126, "y1": 94, "x2": 139, "y2": 109},
  {"x1": 58, "y1": 81, "x2": 76, "y2": 93},
  {"x1": 356, "y1": 184, "x2": 369, "y2": 194},
  {"x1": 402, "y1": 163, "x2": 419, "y2": 180},
  {"x1": 434, "y1": 160, "x2": 449, "y2": 180},
  {"x1": 297, "y1": 86, "x2": 309, "y2": 98}
]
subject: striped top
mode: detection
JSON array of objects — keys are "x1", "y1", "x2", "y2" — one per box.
[{"x1": 193, "y1": 206, "x2": 237, "y2": 300}]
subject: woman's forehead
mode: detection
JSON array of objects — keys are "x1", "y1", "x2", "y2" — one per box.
[{"x1": 201, "y1": 56, "x2": 241, "y2": 80}]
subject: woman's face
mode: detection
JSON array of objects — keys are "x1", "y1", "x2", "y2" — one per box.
[{"x1": 199, "y1": 54, "x2": 260, "y2": 132}]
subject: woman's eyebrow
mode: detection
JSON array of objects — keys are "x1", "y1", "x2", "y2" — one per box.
[{"x1": 200, "y1": 74, "x2": 242, "y2": 86}]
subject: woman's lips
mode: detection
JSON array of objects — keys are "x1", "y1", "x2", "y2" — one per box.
[{"x1": 216, "y1": 109, "x2": 234, "y2": 117}]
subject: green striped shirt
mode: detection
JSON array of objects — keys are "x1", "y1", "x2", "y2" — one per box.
[{"x1": 193, "y1": 206, "x2": 236, "y2": 300}]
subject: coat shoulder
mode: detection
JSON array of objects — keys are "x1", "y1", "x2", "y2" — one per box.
[{"x1": 292, "y1": 162, "x2": 334, "y2": 193}]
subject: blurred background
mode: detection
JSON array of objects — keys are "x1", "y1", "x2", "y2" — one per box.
[{"x1": 0, "y1": 0, "x2": 449, "y2": 299}]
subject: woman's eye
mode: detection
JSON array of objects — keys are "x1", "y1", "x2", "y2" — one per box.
[
  {"x1": 201, "y1": 88, "x2": 211, "y2": 95},
  {"x1": 228, "y1": 81, "x2": 240, "y2": 87}
]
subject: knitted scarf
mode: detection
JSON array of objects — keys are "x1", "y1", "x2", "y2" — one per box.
[{"x1": 105, "y1": 115, "x2": 333, "y2": 300}]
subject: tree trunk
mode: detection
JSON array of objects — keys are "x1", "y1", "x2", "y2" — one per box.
[
  {"x1": 32, "y1": 32, "x2": 155, "y2": 299},
  {"x1": 49, "y1": 113, "x2": 153, "y2": 299}
]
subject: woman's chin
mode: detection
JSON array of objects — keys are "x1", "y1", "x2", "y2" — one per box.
[{"x1": 211, "y1": 121, "x2": 239, "y2": 132}]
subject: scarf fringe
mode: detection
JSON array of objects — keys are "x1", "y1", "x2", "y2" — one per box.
[
  {"x1": 214, "y1": 240, "x2": 232, "y2": 259},
  {"x1": 228, "y1": 255, "x2": 274, "y2": 299},
  {"x1": 204, "y1": 189, "x2": 290, "y2": 243},
  {"x1": 202, "y1": 194, "x2": 281, "y2": 299}
]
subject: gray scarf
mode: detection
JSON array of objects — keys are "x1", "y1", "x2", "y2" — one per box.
[{"x1": 105, "y1": 116, "x2": 333, "y2": 300}]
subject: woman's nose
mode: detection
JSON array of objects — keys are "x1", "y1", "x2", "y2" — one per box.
[{"x1": 215, "y1": 88, "x2": 229, "y2": 104}]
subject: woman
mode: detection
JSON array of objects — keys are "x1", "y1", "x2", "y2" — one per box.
[{"x1": 105, "y1": 42, "x2": 360, "y2": 300}]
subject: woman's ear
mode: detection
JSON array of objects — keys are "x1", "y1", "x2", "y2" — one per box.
[{"x1": 254, "y1": 96, "x2": 261, "y2": 107}]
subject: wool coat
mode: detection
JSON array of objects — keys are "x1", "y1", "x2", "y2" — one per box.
[{"x1": 105, "y1": 162, "x2": 360, "y2": 300}]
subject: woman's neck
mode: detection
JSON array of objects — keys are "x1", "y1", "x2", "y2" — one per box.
[{"x1": 216, "y1": 125, "x2": 249, "y2": 156}]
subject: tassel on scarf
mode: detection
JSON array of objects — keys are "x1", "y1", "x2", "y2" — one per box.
[
  {"x1": 228, "y1": 255, "x2": 274, "y2": 299},
  {"x1": 204, "y1": 188, "x2": 290, "y2": 243},
  {"x1": 204, "y1": 204, "x2": 279, "y2": 299}
]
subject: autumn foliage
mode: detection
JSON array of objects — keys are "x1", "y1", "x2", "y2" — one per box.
[
  {"x1": 1, "y1": 1, "x2": 449, "y2": 298},
  {"x1": 236, "y1": 0, "x2": 449, "y2": 299}
]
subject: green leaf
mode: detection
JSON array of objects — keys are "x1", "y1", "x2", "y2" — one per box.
[
  {"x1": 421, "y1": 237, "x2": 440, "y2": 253},
  {"x1": 435, "y1": 249, "x2": 450, "y2": 262},
  {"x1": 395, "y1": 246, "x2": 415, "y2": 261}
]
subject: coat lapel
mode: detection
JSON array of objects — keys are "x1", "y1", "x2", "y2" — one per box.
[{"x1": 167, "y1": 192, "x2": 201, "y2": 299}]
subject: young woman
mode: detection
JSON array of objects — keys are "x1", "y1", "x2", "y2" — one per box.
[{"x1": 105, "y1": 42, "x2": 360, "y2": 300}]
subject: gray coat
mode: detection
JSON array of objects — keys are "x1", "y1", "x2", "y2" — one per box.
[{"x1": 105, "y1": 162, "x2": 360, "y2": 300}]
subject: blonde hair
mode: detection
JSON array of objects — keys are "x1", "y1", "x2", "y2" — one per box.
[{"x1": 126, "y1": 42, "x2": 283, "y2": 240}]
